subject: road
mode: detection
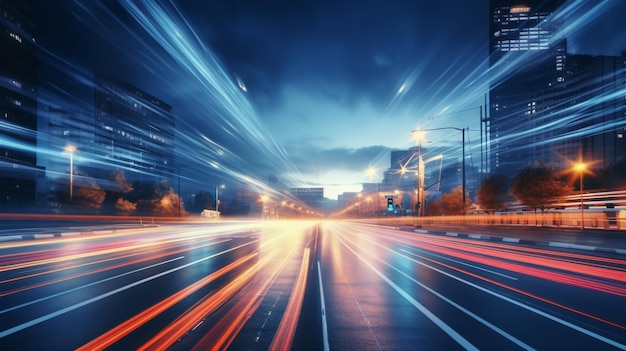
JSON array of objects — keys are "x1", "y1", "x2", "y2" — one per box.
[{"x1": 0, "y1": 220, "x2": 625, "y2": 350}]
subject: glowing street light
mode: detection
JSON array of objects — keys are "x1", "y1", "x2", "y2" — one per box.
[
  {"x1": 215, "y1": 184, "x2": 225, "y2": 212},
  {"x1": 64, "y1": 144, "x2": 78, "y2": 201},
  {"x1": 575, "y1": 162, "x2": 586, "y2": 230}
]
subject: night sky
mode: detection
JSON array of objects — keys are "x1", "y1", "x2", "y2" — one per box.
[{"x1": 36, "y1": 0, "x2": 626, "y2": 199}]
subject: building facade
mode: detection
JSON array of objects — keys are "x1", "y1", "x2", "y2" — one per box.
[
  {"x1": 489, "y1": 0, "x2": 566, "y2": 174},
  {"x1": 93, "y1": 77, "x2": 176, "y2": 183},
  {"x1": 0, "y1": 0, "x2": 40, "y2": 207},
  {"x1": 488, "y1": 0, "x2": 625, "y2": 176},
  {"x1": 288, "y1": 187, "x2": 324, "y2": 210}
]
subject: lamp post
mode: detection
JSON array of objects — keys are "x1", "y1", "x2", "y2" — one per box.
[
  {"x1": 215, "y1": 184, "x2": 225, "y2": 212},
  {"x1": 411, "y1": 131, "x2": 427, "y2": 217},
  {"x1": 412, "y1": 127, "x2": 466, "y2": 213},
  {"x1": 64, "y1": 145, "x2": 77, "y2": 201},
  {"x1": 575, "y1": 163, "x2": 586, "y2": 230}
]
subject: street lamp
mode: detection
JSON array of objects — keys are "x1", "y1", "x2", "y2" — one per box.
[
  {"x1": 575, "y1": 162, "x2": 586, "y2": 230},
  {"x1": 64, "y1": 144, "x2": 78, "y2": 201},
  {"x1": 215, "y1": 184, "x2": 225, "y2": 212},
  {"x1": 412, "y1": 127, "x2": 466, "y2": 214}
]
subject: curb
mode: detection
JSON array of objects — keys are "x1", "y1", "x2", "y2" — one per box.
[
  {"x1": 408, "y1": 228, "x2": 626, "y2": 255},
  {"x1": 0, "y1": 225, "x2": 158, "y2": 243}
]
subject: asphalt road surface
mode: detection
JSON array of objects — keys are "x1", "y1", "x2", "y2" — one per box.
[{"x1": 1, "y1": 220, "x2": 625, "y2": 350}]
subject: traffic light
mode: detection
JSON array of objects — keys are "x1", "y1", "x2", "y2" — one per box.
[{"x1": 387, "y1": 197, "x2": 394, "y2": 211}]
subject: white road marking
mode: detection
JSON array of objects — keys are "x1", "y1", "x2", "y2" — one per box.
[
  {"x1": 317, "y1": 261, "x2": 331, "y2": 351},
  {"x1": 335, "y1": 233, "x2": 480, "y2": 351},
  {"x1": 0, "y1": 240, "x2": 258, "y2": 338},
  {"x1": 400, "y1": 247, "x2": 518, "y2": 280},
  {"x1": 396, "y1": 248, "x2": 626, "y2": 350},
  {"x1": 395, "y1": 251, "x2": 534, "y2": 350}
]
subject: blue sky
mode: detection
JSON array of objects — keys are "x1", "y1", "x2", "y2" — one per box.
[{"x1": 38, "y1": 0, "x2": 626, "y2": 199}]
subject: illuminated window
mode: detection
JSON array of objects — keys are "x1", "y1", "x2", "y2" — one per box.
[
  {"x1": 510, "y1": 6, "x2": 531, "y2": 14},
  {"x1": 9, "y1": 31, "x2": 22, "y2": 43}
]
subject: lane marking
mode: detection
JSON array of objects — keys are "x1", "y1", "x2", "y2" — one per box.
[
  {"x1": 317, "y1": 261, "x2": 330, "y2": 351},
  {"x1": 0, "y1": 256, "x2": 185, "y2": 316},
  {"x1": 334, "y1": 232, "x2": 479, "y2": 351},
  {"x1": 397, "y1": 248, "x2": 626, "y2": 350},
  {"x1": 269, "y1": 248, "x2": 310, "y2": 351},
  {"x1": 0, "y1": 239, "x2": 258, "y2": 339},
  {"x1": 393, "y1": 251, "x2": 534, "y2": 350},
  {"x1": 339, "y1": 226, "x2": 626, "y2": 350},
  {"x1": 400, "y1": 247, "x2": 518, "y2": 280}
]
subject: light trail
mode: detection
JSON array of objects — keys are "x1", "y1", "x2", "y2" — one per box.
[
  {"x1": 269, "y1": 247, "x2": 311, "y2": 351},
  {"x1": 136, "y1": 249, "x2": 279, "y2": 351},
  {"x1": 329, "y1": 222, "x2": 626, "y2": 349},
  {"x1": 191, "y1": 226, "x2": 315, "y2": 350},
  {"x1": 329, "y1": 225, "x2": 480, "y2": 351},
  {"x1": 76, "y1": 252, "x2": 258, "y2": 351},
  {"x1": 0, "y1": 237, "x2": 259, "y2": 339},
  {"x1": 404, "y1": 238, "x2": 626, "y2": 290},
  {"x1": 0, "y1": 233, "x2": 229, "y2": 274},
  {"x1": 132, "y1": 221, "x2": 315, "y2": 350},
  {"x1": 365, "y1": 226, "x2": 626, "y2": 287},
  {"x1": 329, "y1": 223, "x2": 535, "y2": 350},
  {"x1": 333, "y1": 223, "x2": 626, "y2": 345},
  {"x1": 112, "y1": 0, "x2": 306, "y2": 193},
  {"x1": 399, "y1": 248, "x2": 626, "y2": 333},
  {"x1": 0, "y1": 238, "x2": 230, "y2": 299}
]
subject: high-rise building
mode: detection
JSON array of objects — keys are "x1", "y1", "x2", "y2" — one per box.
[
  {"x1": 489, "y1": 0, "x2": 565, "y2": 65},
  {"x1": 288, "y1": 187, "x2": 324, "y2": 210},
  {"x1": 552, "y1": 53, "x2": 626, "y2": 169},
  {"x1": 488, "y1": 0, "x2": 625, "y2": 175},
  {"x1": 489, "y1": 0, "x2": 566, "y2": 174},
  {"x1": 93, "y1": 77, "x2": 176, "y2": 182},
  {"x1": 0, "y1": 0, "x2": 41, "y2": 207}
]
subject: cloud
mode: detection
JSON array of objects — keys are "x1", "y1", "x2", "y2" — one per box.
[{"x1": 285, "y1": 145, "x2": 393, "y2": 175}]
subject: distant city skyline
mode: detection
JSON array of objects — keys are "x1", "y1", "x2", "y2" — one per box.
[{"x1": 2, "y1": 1, "x2": 626, "y2": 206}]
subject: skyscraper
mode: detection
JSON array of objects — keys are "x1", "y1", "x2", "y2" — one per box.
[
  {"x1": 93, "y1": 78, "x2": 176, "y2": 182},
  {"x1": 489, "y1": 0, "x2": 566, "y2": 174},
  {"x1": 488, "y1": 0, "x2": 625, "y2": 175},
  {"x1": 0, "y1": 0, "x2": 41, "y2": 207}
]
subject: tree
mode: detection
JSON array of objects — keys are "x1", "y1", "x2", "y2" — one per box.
[
  {"x1": 103, "y1": 170, "x2": 135, "y2": 214},
  {"x1": 124, "y1": 179, "x2": 186, "y2": 216},
  {"x1": 439, "y1": 185, "x2": 471, "y2": 215},
  {"x1": 153, "y1": 191, "x2": 186, "y2": 217},
  {"x1": 476, "y1": 174, "x2": 511, "y2": 214},
  {"x1": 425, "y1": 198, "x2": 444, "y2": 216},
  {"x1": 510, "y1": 163, "x2": 571, "y2": 225},
  {"x1": 73, "y1": 175, "x2": 106, "y2": 209},
  {"x1": 115, "y1": 198, "x2": 136, "y2": 215},
  {"x1": 110, "y1": 170, "x2": 133, "y2": 193}
]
